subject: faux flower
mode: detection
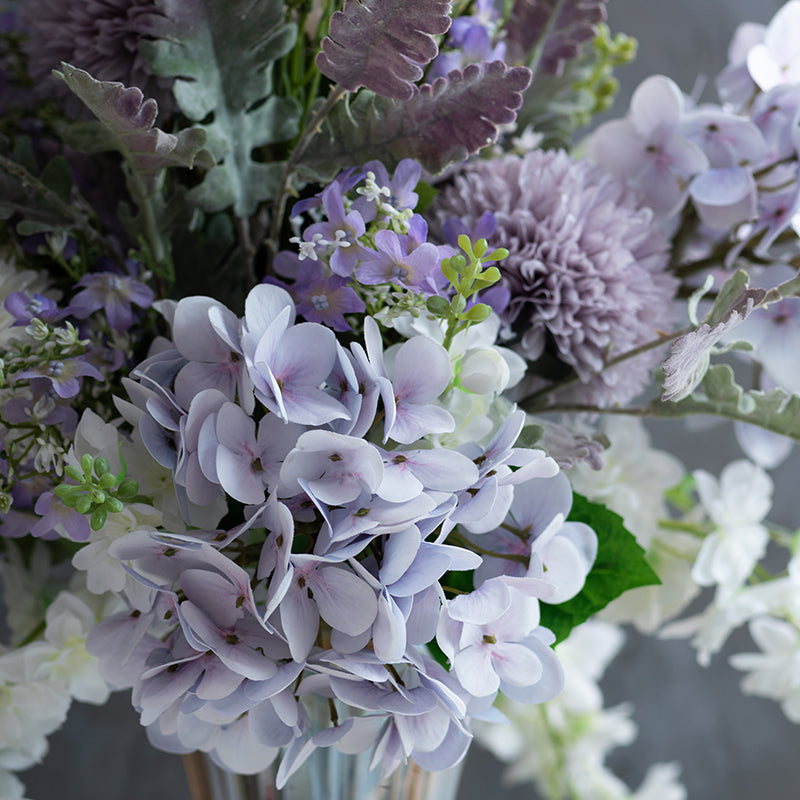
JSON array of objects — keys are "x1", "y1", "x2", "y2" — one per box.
[
  {"x1": 730, "y1": 615, "x2": 800, "y2": 722},
  {"x1": 20, "y1": 0, "x2": 175, "y2": 113},
  {"x1": 691, "y1": 460, "x2": 773, "y2": 599},
  {"x1": 433, "y1": 150, "x2": 678, "y2": 405}
]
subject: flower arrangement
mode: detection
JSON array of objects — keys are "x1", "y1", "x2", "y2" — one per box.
[{"x1": 1, "y1": 1, "x2": 800, "y2": 799}]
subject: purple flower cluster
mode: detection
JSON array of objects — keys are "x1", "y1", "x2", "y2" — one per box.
[
  {"x1": 80, "y1": 282, "x2": 597, "y2": 780},
  {"x1": 588, "y1": 66, "x2": 800, "y2": 256},
  {"x1": 273, "y1": 160, "x2": 450, "y2": 330},
  {"x1": 0, "y1": 269, "x2": 152, "y2": 540},
  {"x1": 431, "y1": 150, "x2": 678, "y2": 406}
]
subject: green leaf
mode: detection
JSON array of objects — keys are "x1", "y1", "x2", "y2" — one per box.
[
  {"x1": 0, "y1": 153, "x2": 77, "y2": 234},
  {"x1": 652, "y1": 363, "x2": 800, "y2": 440},
  {"x1": 540, "y1": 493, "x2": 660, "y2": 644},
  {"x1": 39, "y1": 156, "x2": 72, "y2": 204},
  {"x1": 704, "y1": 269, "x2": 750, "y2": 326},
  {"x1": 141, "y1": 0, "x2": 301, "y2": 216},
  {"x1": 54, "y1": 63, "x2": 214, "y2": 193}
]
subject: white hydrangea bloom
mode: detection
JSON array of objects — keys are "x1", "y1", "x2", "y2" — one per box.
[
  {"x1": 475, "y1": 622, "x2": 640, "y2": 796},
  {"x1": 729, "y1": 616, "x2": 800, "y2": 722},
  {"x1": 660, "y1": 580, "x2": 778, "y2": 666},
  {"x1": 25, "y1": 590, "x2": 113, "y2": 705},
  {"x1": 0, "y1": 768, "x2": 31, "y2": 800},
  {"x1": 0, "y1": 647, "x2": 71, "y2": 771},
  {"x1": 71, "y1": 503, "x2": 161, "y2": 609},
  {"x1": 629, "y1": 763, "x2": 687, "y2": 800},
  {"x1": 691, "y1": 460, "x2": 773, "y2": 599}
]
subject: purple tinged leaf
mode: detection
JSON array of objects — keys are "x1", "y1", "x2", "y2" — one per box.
[
  {"x1": 505, "y1": 0, "x2": 608, "y2": 78},
  {"x1": 315, "y1": 0, "x2": 452, "y2": 100},
  {"x1": 302, "y1": 61, "x2": 531, "y2": 177},
  {"x1": 54, "y1": 63, "x2": 213, "y2": 191}
]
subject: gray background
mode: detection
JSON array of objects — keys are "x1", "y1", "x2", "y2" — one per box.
[{"x1": 20, "y1": 0, "x2": 800, "y2": 797}]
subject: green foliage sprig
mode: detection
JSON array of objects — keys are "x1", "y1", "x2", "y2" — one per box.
[
  {"x1": 426, "y1": 234, "x2": 507, "y2": 350},
  {"x1": 54, "y1": 453, "x2": 139, "y2": 530}
]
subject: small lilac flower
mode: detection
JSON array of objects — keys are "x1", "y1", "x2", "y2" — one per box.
[
  {"x1": 355, "y1": 159, "x2": 422, "y2": 222},
  {"x1": 32, "y1": 492, "x2": 91, "y2": 541},
  {"x1": 429, "y1": 24, "x2": 506, "y2": 80},
  {"x1": 71, "y1": 271, "x2": 154, "y2": 332},
  {"x1": 290, "y1": 261, "x2": 365, "y2": 331},
  {"x1": 303, "y1": 183, "x2": 370, "y2": 277},
  {"x1": 17, "y1": 356, "x2": 103, "y2": 398},
  {"x1": 356, "y1": 230, "x2": 440, "y2": 290},
  {"x1": 3, "y1": 291, "x2": 64, "y2": 325}
]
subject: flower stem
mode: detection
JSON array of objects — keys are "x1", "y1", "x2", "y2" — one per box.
[{"x1": 267, "y1": 85, "x2": 347, "y2": 260}]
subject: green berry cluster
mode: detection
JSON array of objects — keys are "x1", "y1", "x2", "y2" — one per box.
[
  {"x1": 427, "y1": 235, "x2": 508, "y2": 351},
  {"x1": 53, "y1": 453, "x2": 138, "y2": 530}
]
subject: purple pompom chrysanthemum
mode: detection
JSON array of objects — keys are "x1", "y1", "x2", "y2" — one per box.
[
  {"x1": 432, "y1": 150, "x2": 678, "y2": 406},
  {"x1": 20, "y1": 0, "x2": 174, "y2": 113}
]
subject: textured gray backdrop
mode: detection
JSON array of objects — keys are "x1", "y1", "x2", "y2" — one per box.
[{"x1": 20, "y1": 1, "x2": 800, "y2": 798}]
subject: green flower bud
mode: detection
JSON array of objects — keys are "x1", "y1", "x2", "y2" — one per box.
[
  {"x1": 94, "y1": 457, "x2": 110, "y2": 477},
  {"x1": 75, "y1": 495, "x2": 92, "y2": 515},
  {"x1": 116, "y1": 479, "x2": 139, "y2": 499},
  {"x1": 104, "y1": 497, "x2": 124, "y2": 514},
  {"x1": 90, "y1": 507, "x2": 107, "y2": 531}
]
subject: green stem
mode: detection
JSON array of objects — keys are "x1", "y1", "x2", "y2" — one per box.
[
  {"x1": 0, "y1": 153, "x2": 115, "y2": 262},
  {"x1": 267, "y1": 84, "x2": 347, "y2": 260},
  {"x1": 521, "y1": 326, "x2": 691, "y2": 413}
]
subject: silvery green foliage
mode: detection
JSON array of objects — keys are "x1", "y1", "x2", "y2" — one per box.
[
  {"x1": 658, "y1": 269, "x2": 800, "y2": 441},
  {"x1": 300, "y1": 61, "x2": 532, "y2": 181},
  {"x1": 505, "y1": 0, "x2": 608, "y2": 78},
  {"x1": 55, "y1": 63, "x2": 214, "y2": 193},
  {"x1": 315, "y1": 0, "x2": 452, "y2": 100},
  {"x1": 140, "y1": 0, "x2": 301, "y2": 215}
]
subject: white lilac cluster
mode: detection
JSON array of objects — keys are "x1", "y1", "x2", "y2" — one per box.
[
  {"x1": 476, "y1": 620, "x2": 687, "y2": 800},
  {"x1": 568, "y1": 417, "x2": 700, "y2": 634},
  {"x1": 0, "y1": 543, "x2": 113, "y2": 798},
  {"x1": 56, "y1": 276, "x2": 598, "y2": 782}
]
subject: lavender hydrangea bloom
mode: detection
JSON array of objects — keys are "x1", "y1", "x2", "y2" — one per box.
[{"x1": 432, "y1": 150, "x2": 678, "y2": 406}]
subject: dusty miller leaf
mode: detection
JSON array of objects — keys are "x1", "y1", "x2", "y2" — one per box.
[
  {"x1": 140, "y1": 0, "x2": 300, "y2": 216},
  {"x1": 540, "y1": 493, "x2": 659, "y2": 645},
  {"x1": 54, "y1": 63, "x2": 214, "y2": 193},
  {"x1": 299, "y1": 60, "x2": 531, "y2": 180},
  {"x1": 316, "y1": 0, "x2": 452, "y2": 100},
  {"x1": 506, "y1": 0, "x2": 608, "y2": 79},
  {"x1": 655, "y1": 364, "x2": 800, "y2": 441}
]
